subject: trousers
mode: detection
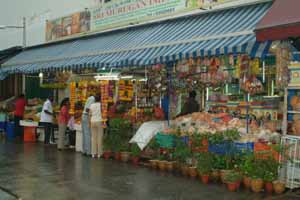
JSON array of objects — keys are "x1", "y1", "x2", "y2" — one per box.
[
  {"x1": 91, "y1": 122, "x2": 103, "y2": 156},
  {"x1": 81, "y1": 115, "x2": 91, "y2": 155},
  {"x1": 58, "y1": 124, "x2": 67, "y2": 149}
]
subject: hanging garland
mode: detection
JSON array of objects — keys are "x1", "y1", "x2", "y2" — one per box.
[
  {"x1": 100, "y1": 80, "x2": 109, "y2": 128},
  {"x1": 69, "y1": 82, "x2": 76, "y2": 115}
]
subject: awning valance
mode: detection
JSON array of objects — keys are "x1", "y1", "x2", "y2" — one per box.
[
  {"x1": 256, "y1": 0, "x2": 300, "y2": 42},
  {"x1": 2, "y1": 2, "x2": 272, "y2": 76}
]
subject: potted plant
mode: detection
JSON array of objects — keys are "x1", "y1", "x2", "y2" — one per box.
[
  {"x1": 196, "y1": 152, "x2": 213, "y2": 184},
  {"x1": 130, "y1": 143, "x2": 141, "y2": 166},
  {"x1": 262, "y1": 157, "x2": 279, "y2": 194},
  {"x1": 249, "y1": 159, "x2": 265, "y2": 193},
  {"x1": 224, "y1": 171, "x2": 242, "y2": 192},
  {"x1": 239, "y1": 153, "x2": 255, "y2": 189},
  {"x1": 111, "y1": 135, "x2": 122, "y2": 161},
  {"x1": 120, "y1": 142, "x2": 131, "y2": 162},
  {"x1": 211, "y1": 154, "x2": 226, "y2": 182},
  {"x1": 173, "y1": 137, "x2": 192, "y2": 176},
  {"x1": 103, "y1": 134, "x2": 113, "y2": 160}
]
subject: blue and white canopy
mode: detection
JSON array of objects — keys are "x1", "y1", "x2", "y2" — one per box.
[{"x1": 1, "y1": 2, "x2": 272, "y2": 78}]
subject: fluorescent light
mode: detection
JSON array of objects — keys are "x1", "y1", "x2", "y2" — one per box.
[
  {"x1": 120, "y1": 75, "x2": 133, "y2": 80},
  {"x1": 94, "y1": 73, "x2": 120, "y2": 81}
]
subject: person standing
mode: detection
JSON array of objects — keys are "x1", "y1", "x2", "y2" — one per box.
[
  {"x1": 57, "y1": 98, "x2": 70, "y2": 150},
  {"x1": 81, "y1": 94, "x2": 95, "y2": 155},
  {"x1": 14, "y1": 94, "x2": 26, "y2": 143},
  {"x1": 180, "y1": 90, "x2": 199, "y2": 116},
  {"x1": 40, "y1": 96, "x2": 54, "y2": 145},
  {"x1": 89, "y1": 94, "x2": 103, "y2": 158}
]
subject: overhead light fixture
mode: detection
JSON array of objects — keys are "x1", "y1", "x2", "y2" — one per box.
[
  {"x1": 94, "y1": 73, "x2": 120, "y2": 81},
  {"x1": 120, "y1": 75, "x2": 133, "y2": 80}
]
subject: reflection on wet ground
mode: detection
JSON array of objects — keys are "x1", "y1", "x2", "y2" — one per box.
[{"x1": 0, "y1": 143, "x2": 298, "y2": 200}]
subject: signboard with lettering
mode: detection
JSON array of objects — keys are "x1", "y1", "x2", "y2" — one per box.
[{"x1": 45, "y1": 0, "x2": 231, "y2": 42}]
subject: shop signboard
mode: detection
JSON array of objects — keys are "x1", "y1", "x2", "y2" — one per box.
[
  {"x1": 90, "y1": 0, "x2": 201, "y2": 32},
  {"x1": 45, "y1": 0, "x2": 232, "y2": 42}
]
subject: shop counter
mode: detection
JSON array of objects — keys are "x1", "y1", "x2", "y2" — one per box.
[{"x1": 74, "y1": 124, "x2": 82, "y2": 152}]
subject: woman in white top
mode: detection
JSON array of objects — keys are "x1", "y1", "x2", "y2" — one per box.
[{"x1": 89, "y1": 94, "x2": 103, "y2": 158}]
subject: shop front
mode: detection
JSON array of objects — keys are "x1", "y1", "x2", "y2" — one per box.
[{"x1": 1, "y1": 0, "x2": 295, "y2": 194}]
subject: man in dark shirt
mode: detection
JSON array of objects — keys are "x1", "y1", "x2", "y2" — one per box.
[{"x1": 181, "y1": 91, "x2": 199, "y2": 116}]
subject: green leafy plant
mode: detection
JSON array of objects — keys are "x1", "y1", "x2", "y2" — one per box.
[
  {"x1": 196, "y1": 152, "x2": 213, "y2": 175},
  {"x1": 120, "y1": 142, "x2": 130, "y2": 152},
  {"x1": 208, "y1": 132, "x2": 225, "y2": 145},
  {"x1": 173, "y1": 137, "x2": 192, "y2": 164},
  {"x1": 224, "y1": 171, "x2": 242, "y2": 183},
  {"x1": 131, "y1": 143, "x2": 141, "y2": 157},
  {"x1": 212, "y1": 154, "x2": 226, "y2": 170},
  {"x1": 103, "y1": 134, "x2": 113, "y2": 151},
  {"x1": 223, "y1": 129, "x2": 240, "y2": 142},
  {"x1": 239, "y1": 153, "x2": 255, "y2": 177}
]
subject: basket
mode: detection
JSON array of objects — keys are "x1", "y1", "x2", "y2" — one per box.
[{"x1": 254, "y1": 142, "x2": 279, "y2": 161}]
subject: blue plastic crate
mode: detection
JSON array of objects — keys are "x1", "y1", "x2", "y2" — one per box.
[
  {"x1": 208, "y1": 142, "x2": 233, "y2": 155},
  {"x1": 5, "y1": 122, "x2": 15, "y2": 140},
  {"x1": 181, "y1": 136, "x2": 189, "y2": 145},
  {"x1": 233, "y1": 142, "x2": 254, "y2": 154},
  {"x1": 0, "y1": 122, "x2": 6, "y2": 130}
]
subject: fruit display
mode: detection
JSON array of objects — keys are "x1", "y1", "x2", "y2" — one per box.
[
  {"x1": 163, "y1": 112, "x2": 280, "y2": 143},
  {"x1": 100, "y1": 80, "x2": 109, "y2": 128}
]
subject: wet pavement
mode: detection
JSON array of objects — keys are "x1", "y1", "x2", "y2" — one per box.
[{"x1": 0, "y1": 143, "x2": 299, "y2": 200}]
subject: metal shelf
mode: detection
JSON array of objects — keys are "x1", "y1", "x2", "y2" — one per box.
[{"x1": 288, "y1": 111, "x2": 300, "y2": 114}]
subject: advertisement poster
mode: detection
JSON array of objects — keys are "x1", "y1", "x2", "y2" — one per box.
[{"x1": 46, "y1": 10, "x2": 91, "y2": 42}]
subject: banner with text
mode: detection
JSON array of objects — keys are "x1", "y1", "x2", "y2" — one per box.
[{"x1": 45, "y1": 0, "x2": 231, "y2": 42}]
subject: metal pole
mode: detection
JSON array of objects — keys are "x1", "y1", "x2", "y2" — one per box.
[{"x1": 22, "y1": 17, "x2": 26, "y2": 47}]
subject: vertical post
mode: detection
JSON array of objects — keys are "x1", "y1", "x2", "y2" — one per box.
[
  {"x1": 246, "y1": 93, "x2": 250, "y2": 134},
  {"x1": 166, "y1": 62, "x2": 173, "y2": 127},
  {"x1": 22, "y1": 17, "x2": 26, "y2": 47}
]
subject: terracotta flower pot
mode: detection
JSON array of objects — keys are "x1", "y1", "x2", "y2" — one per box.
[
  {"x1": 158, "y1": 161, "x2": 167, "y2": 171},
  {"x1": 243, "y1": 176, "x2": 251, "y2": 189},
  {"x1": 149, "y1": 160, "x2": 159, "y2": 169},
  {"x1": 188, "y1": 167, "x2": 198, "y2": 178},
  {"x1": 120, "y1": 152, "x2": 131, "y2": 162},
  {"x1": 181, "y1": 165, "x2": 189, "y2": 176},
  {"x1": 227, "y1": 182, "x2": 237, "y2": 192},
  {"x1": 201, "y1": 175, "x2": 209, "y2": 184},
  {"x1": 251, "y1": 178, "x2": 264, "y2": 193},
  {"x1": 273, "y1": 181, "x2": 285, "y2": 194},
  {"x1": 165, "y1": 161, "x2": 174, "y2": 172},
  {"x1": 114, "y1": 152, "x2": 121, "y2": 161},
  {"x1": 131, "y1": 156, "x2": 139, "y2": 166},
  {"x1": 265, "y1": 182, "x2": 273, "y2": 194},
  {"x1": 103, "y1": 151, "x2": 112, "y2": 160},
  {"x1": 211, "y1": 170, "x2": 220, "y2": 181}
]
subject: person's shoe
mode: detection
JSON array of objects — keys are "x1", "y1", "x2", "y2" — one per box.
[{"x1": 92, "y1": 154, "x2": 96, "y2": 158}]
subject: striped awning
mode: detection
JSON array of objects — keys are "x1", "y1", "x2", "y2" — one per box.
[{"x1": 1, "y1": 2, "x2": 272, "y2": 77}]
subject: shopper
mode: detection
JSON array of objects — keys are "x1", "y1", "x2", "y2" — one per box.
[
  {"x1": 40, "y1": 96, "x2": 54, "y2": 145},
  {"x1": 89, "y1": 94, "x2": 103, "y2": 158},
  {"x1": 180, "y1": 90, "x2": 199, "y2": 116},
  {"x1": 14, "y1": 94, "x2": 26, "y2": 143},
  {"x1": 57, "y1": 98, "x2": 70, "y2": 150},
  {"x1": 81, "y1": 94, "x2": 95, "y2": 155}
]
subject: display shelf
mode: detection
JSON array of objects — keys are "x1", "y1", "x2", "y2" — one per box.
[{"x1": 288, "y1": 111, "x2": 300, "y2": 114}]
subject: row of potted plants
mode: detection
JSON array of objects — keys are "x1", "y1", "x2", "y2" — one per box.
[{"x1": 147, "y1": 136, "x2": 286, "y2": 195}]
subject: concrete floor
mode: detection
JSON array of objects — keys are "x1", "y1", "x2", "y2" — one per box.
[{"x1": 0, "y1": 143, "x2": 298, "y2": 200}]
